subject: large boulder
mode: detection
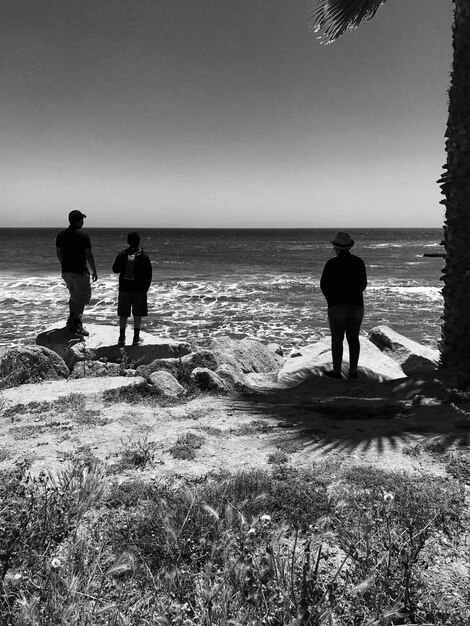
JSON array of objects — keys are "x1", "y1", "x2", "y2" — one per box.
[
  {"x1": 0, "y1": 346, "x2": 69, "y2": 387},
  {"x1": 210, "y1": 337, "x2": 284, "y2": 374},
  {"x1": 368, "y1": 325, "x2": 439, "y2": 376},
  {"x1": 148, "y1": 371, "x2": 185, "y2": 397},
  {"x1": 278, "y1": 338, "x2": 405, "y2": 387},
  {"x1": 36, "y1": 324, "x2": 191, "y2": 370}
]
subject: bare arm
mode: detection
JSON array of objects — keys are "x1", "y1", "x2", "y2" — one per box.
[{"x1": 85, "y1": 248, "x2": 98, "y2": 281}]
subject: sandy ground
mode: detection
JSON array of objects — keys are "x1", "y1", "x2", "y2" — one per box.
[{"x1": 1, "y1": 372, "x2": 469, "y2": 484}]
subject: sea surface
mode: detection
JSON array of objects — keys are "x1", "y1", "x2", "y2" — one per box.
[{"x1": 0, "y1": 228, "x2": 445, "y2": 351}]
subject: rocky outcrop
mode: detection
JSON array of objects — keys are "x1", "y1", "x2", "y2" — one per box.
[
  {"x1": 0, "y1": 346, "x2": 69, "y2": 387},
  {"x1": 210, "y1": 337, "x2": 284, "y2": 374},
  {"x1": 368, "y1": 325, "x2": 439, "y2": 376},
  {"x1": 278, "y1": 338, "x2": 406, "y2": 387},
  {"x1": 148, "y1": 371, "x2": 185, "y2": 397},
  {"x1": 136, "y1": 343, "x2": 282, "y2": 393},
  {"x1": 36, "y1": 324, "x2": 191, "y2": 370}
]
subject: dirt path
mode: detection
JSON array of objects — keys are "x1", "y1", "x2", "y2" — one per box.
[{"x1": 2, "y1": 373, "x2": 469, "y2": 484}]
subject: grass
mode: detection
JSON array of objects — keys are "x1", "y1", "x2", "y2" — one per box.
[
  {"x1": 229, "y1": 419, "x2": 275, "y2": 436},
  {"x1": 0, "y1": 461, "x2": 468, "y2": 625},
  {"x1": 117, "y1": 435, "x2": 160, "y2": 470},
  {"x1": 267, "y1": 450, "x2": 290, "y2": 464},
  {"x1": 168, "y1": 432, "x2": 205, "y2": 461}
]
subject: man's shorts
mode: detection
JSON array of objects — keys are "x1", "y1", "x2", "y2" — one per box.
[
  {"x1": 118, "y1": 291, "x2": 148, "y2": 317},
  {"x1": 62, "y1": 272, "x2": 91, "y2": 306}
]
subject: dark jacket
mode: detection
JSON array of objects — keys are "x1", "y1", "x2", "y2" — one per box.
[
  {"x1": 320, "y1": 250, "x2": 367, "y2": 307},
  {"x1": 112, "y1": 247, "x2": 152, "y2": 293}
]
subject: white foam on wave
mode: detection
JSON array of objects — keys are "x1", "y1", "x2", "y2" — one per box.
[{"x1": 388, "y1": 286, "x2": 442, "y2": 301}]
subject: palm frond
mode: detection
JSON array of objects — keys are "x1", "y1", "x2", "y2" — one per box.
[{"x1": 311, "y1": 0, "x2": 389, "y2": 43}]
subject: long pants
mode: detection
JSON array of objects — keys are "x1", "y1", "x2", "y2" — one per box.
[{"x1": 327, "y1": 305, "x2": 364, "y2": 372}]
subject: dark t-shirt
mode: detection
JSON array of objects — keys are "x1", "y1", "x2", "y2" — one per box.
[
  {"x1": 56, "y1": 227, "x2": 92, "y2": 274},
  {"x1": 320, "y1": 251, "x2": 367, "y2": 307}
]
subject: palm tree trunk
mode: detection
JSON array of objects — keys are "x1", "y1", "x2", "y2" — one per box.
[{"x1": 440, "y1": 0, "x2": 470, "y2": 372}]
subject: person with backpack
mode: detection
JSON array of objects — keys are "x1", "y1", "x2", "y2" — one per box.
[{"x1": 112, "y1": 231, "x2": 152, "y2": 346}]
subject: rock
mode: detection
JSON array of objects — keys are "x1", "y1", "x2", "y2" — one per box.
[
  {"x1": 215, "y1": 365, "x2": 249, "y2": 391},
  {"x1": 36, "y1": 324, "x2": 191, "y2": 370},
  {"x1": 69, "y1": 361, "x2": 123, "y2": 379},
  {"x1": 148, "y1": 371, "x2": 185, "y2": 397},
  {"x1": 278, "y1": 338, "x2": 405, "y2": 387},
  {"x1": 267, "y1": 343, "x2": 284, "y2": 357},
  {"x1": 210, "y1": 337, "x2": 284, "y2": 374},
  {"x1": 135, "y1": 350, "x2": 218, "y2": 380},
  {"x1": 191, "y1": 367, "x2": 231, "y2": 393},
  {"x1": 368, "y1": 325, "x2": 439, "y2": 376},
  {"x1": 135, "y1": 359, "x2": 179, "y2": 379},
  {"x1": 0, "y1": 346, "x2": 69, "y2": 387}
]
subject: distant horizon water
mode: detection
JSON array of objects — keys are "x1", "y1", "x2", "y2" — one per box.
[{"x1": 0, "y1": 227, "x2": 444, "y2": 351}]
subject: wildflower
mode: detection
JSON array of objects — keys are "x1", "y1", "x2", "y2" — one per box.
[
  {"x1": 247, "y1": 528, "x2": 256, "y2": 536},
  {"x1": 383, "y1": 492, "x2": 394, "y2": 504},
  {"x1": 260, "y1": 514, "x2": 272, "y2": 524},
  {"x1": 13, "y1": 573, "x2": 22, "y2": 581},
  {"x1": 50, "y1": 558, "x2": 62, "y2": 569}
]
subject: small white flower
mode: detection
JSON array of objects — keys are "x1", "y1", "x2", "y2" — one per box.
[
  {"x1": 247, "y1": 527, "x2": 256, "y2": 536},
  {"x1": 13, "y1": 573, "x2": 22, "y2": 581},
  {"x1": 383, "y1": 492, "x2": 394, "y2": 504},
  {"x1": 260, "y1": 514, "x2": 272, "y2": 524},
  {"x1": 50, "y1": 558, "x2": 62, "y2": 569}
]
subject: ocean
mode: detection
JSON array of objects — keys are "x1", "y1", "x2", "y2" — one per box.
[{"x1": 0, "y1": 228, "x2": 444, "y2": 351}]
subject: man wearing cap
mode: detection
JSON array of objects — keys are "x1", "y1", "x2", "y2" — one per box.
[
  {"x1": 320, "y1": 232, "x2": 367, "y2": 380},
  {"x1": 56, "y1": 210, "x2": 98, "y2": 336}
]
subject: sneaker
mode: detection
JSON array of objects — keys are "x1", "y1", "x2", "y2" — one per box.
[
  {"x1": 118, "y1": 337, "x2": 125, "y2": 346},
  {"x1": 132, "y1": 337, "x2": 143, "y2": 346},
  {"x1": 323, "y1": 370, "x2": 342, "y2": 380}
]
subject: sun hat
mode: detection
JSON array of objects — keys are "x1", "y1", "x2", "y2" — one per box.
[
  {"x1": 331, "y1": 232, "x2": 354, "y2": 249},
  {"x1": 68, "y1": 210, "x2": 87, "y2": 222}
]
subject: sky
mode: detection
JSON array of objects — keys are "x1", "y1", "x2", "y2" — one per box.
[{"x1": 0, "y1": 0, "x2": 454, "y2": 228}]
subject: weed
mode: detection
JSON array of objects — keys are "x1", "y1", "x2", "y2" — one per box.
[
  {"x1": 195, "y1": 425, "x2": 224, "y2": 436},
  {"x1": 267, "y1": 450, "x2": 290, "y2": 464},
  {"x1": 229, "y1": 419, "x2": 275, "y2": 436},
  {"x1": 117, "y1": 435, "x2": 159, "y2": 469},
  {"x1": 168, "y1": 432, "x2": 205, "y2": 460},
  {"x1": 446, "y1": 453, "x2": 470, "y2": 484},
  {"x1": 0, "y1": 447, "x2": 12, "y2": 462},
  {"x1": 73, "y1": 409, "x2": 110, "y2": 427},
  {"x1": 0, "y1": 462, "x2": 467, "y2": 624},
  {"x1": 403, "y1": 444, "x2": 423, "y2": 457},
  {"x1": 60, "y1": 444, "x2": 101, "y2": 469},
  {"x1": 424, "y1": 439, "x2": 449, "y2": 454}
]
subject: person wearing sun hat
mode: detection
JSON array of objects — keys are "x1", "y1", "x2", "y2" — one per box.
[{"x1": 320, "y1": 231, "x2": 367, "y2": 380}]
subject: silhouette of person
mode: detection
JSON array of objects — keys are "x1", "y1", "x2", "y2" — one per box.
[
  {"x1": 112, "y1": 231, "x2": 152, "y2": 346},
  {"x1": 320, "y1": 232, "x2": 367, "y2": 379},
  {"x1": 56, "y1": 210, "x2": 98, "y2": 336}
]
